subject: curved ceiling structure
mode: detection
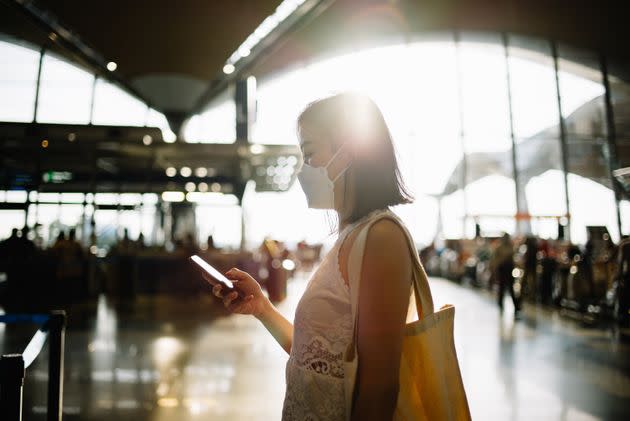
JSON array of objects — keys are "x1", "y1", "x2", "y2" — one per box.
[{"x1": 2, "y1": 0, "x2": 630, "y2": 115}]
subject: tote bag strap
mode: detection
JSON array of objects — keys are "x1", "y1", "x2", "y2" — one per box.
[{"x1": 346, "y1": 211, "x2": 434, "y2": 355}]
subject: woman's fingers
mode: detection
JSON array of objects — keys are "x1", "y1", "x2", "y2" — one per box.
[
  {"x1": 212, "y1": 284, "x2": 222, "y2": 298},
  {"x1": 225, "y1": 267, "x2": 251, "y2": 281},
  {"x1": 222, "y1": 291, "x2": 239, "y2": 308}
]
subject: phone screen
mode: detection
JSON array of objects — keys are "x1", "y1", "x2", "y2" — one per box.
[{"x1": 190, "y1": 255, "x2": 235, "y2": 289}]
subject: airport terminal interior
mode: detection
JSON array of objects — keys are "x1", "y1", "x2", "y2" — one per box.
[{"x1": 1, "y1": 0, "x2": 630, "y2": 420}]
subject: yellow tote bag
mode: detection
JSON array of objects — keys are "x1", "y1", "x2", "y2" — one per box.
[{"x1": 344, "y1": 212, "x2": 471, "y2": 421}]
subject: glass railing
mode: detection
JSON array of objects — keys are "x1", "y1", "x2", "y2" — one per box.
[{"x1": 0, "y1": 310, "x2": 66, "y2": 421}]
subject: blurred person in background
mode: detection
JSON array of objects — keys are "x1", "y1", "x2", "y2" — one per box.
[
  {"x1": 537, "y1": 239, "x2": 556, "y2": 305},
  {"x1": 136, "y1": 233, "x2": 147, "y2": 250},
  {"x1": 612, "y1": 235, "x2": 630, "y2": 323},
  {"x1": 52, "y1": 230, "x2": 66, "y2": 250},
  {"x1": 0, "y1": 228, "x2": 36, "y2": 306},
  {"x1": 522, "y1": 236, "x2": 538, "y2": 301},
  {"x1": 491, "y1": 233, "x2": 520, "y2": 317},
  {"x1": 52, "y1": 228, "x2": 85, "y2": 301},
  {"x1": 203, "y1": 93, "x2": 428, "y2": 420},
  {"x1": 206, "y1": 234, "x2": 217, "y2": 251}
]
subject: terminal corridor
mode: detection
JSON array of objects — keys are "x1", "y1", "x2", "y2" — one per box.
[
  {"x1": 3, "y1": 2, "x2": 630, "y2": 419},
  {"x1": 1, "y1": 275, "x2": 628, "y2": 421}
]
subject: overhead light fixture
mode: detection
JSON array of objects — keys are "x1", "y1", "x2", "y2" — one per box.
[
  {"x1": 161, "y1": 191, "x2": 185, "y2": 202},
  {"x1": 249, "y1": 144, "x2": 265, "y2": 155},
  {"x1": 165, "y1": 167, "x2": 177, "y2": 177},
  {"x1": 180, "y1": 167, "x2": 192, "y2": 177},
  {"x1": 185, "y1": 182, "x2": 196, "y2": 192},
  {"x1": 223, "y1": 64, "x2": 235, "y2": 75},
  {"x1": 211, "y1": 182, "x2": 221, "y2": 192},
  {"x1": 67, "y1": 133, "x2": 76, "y2": 142},
  {"x1": 41, "y1": 139, "x2": 49, "y2": 148},
  {"x1": 142, "y1": 135, "x2": 153, "y2": 145},
  {"x1": 195, "y1": 167, "x2": 208, "y2": 177},
  {"x1": 237, "y1": 47, "x2": 251, "y2": 58},
  {"x1": 107, "y1": 61, "x2": 117, "y2": 71},
  {"x1": 186, "y1": 192, "x2": 238, "y2": 205},
  {"x1": 198, "y1": 182, "x2": 209, "y2": 192}
]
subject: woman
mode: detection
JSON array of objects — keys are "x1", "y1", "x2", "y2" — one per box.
[{"x1": 207, "y1": 92, "x2": 429, "y2": 420}]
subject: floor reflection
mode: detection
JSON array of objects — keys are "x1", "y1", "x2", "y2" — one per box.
[{"x1": 1, "y1": 275, "x2": 629, "y2": 420}]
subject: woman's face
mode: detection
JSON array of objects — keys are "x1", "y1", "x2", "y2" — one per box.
[{"x1": 298, "y1": 128, "x2": 353, "y2": 212}]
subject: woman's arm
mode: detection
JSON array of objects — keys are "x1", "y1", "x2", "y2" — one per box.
[
  {"x1": 351, "y1": 219, "x2": 412, "y2": 421},
  {"x1": 256, "y1": 300, "x2": 294, "y2": 354}
]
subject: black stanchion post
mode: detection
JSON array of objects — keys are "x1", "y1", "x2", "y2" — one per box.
[
  {"x1": 0, "y1": 354, "x2": 25, "y2": 421},
  {"x1": 47, "y1": 310, "x2": 66, "y2": 421}
]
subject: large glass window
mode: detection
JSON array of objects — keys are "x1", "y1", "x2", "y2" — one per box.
[
  {"x1": 183, "y1": 89, "x2": 236, "y2": 143},
  {"x1": 247, "y1": 35, "x2": 626, "y2": 244},
  {"x1": 0, "y1": 39, "x2": 40, "y2": 122},
  {"x1": 459, "y1": 35, "x2": 512, "y2": 153},
  {"x1": 252, "y1": 38, "x2": 463, "y2": 245},
  {"x1": 611, "y1": 74, "x2": 630, "y2": 168},
  {"x1": 92, "y1": 79, "x2": 148, "y2": 126},
  {"x1": 508, "y1": 37, "x2": 560, "y2": 139},
  {"x1": 147, "y1": 108, "x2": 177, "y2": 143},
  {"x1": 196, "y1": 204, "x2": 242, "y2": 249},
  {"x1": 3, "y1": 32, "x2": 625, "y2": 247},
  {"x1": 0, "y1": 210, "x2": 25, "y2": 239},
  {"x1": 609, "y1": 64, "x2": 630, "y2": 236},
  {"x1": 558, "y1": 45, "x2": 618, "y2": 243},
  {"x1": 36, "y1": 52, "x2": 95, "y2": 124},
  {"x1": 508, "y1": 36, "x2": 566, "y2": 239},
  {"x1": 459, "y1": 34, "x2": 514, "y2": 236},
  {"x1": 242, "y1": 183, "x2": 330, "y2": 249}
]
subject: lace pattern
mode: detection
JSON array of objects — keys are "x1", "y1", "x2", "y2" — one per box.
[{"x1": 291, "y1": 337, "x2": 345, "y2": 378}]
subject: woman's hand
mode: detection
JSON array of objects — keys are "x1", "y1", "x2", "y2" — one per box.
[{"x1": 205, "y1": 268, "x2": 270, "y2": 319}]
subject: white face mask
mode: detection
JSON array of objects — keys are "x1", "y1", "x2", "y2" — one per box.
[{"x1": 297, "y1": 145, "x2": 350, "y2": 209}]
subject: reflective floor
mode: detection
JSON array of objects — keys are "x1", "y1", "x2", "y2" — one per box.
[{"x1": 1, "y1": 275, "x2": 629, "y2": 420}]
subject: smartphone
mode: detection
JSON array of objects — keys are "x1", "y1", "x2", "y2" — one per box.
[{"x1": 190, "y1": 255, "x2": 235, "y2": 289}]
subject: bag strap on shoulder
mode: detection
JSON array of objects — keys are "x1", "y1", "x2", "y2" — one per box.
[{"x1": 346, "y1": 211, "x2": 434, "y2": 353}]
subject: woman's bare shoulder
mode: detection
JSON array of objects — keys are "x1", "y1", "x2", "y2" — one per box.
[
  {"x1": 338, "y1": 215, "x2": 411, "y2": 285},
  {"x1": 363, "y1": 218, "x2": 412, "y2": 271}
]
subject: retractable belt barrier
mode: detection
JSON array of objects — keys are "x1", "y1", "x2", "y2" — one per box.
[{"x1": 0, "y1": 310, "x2": 66, "y2": 421}]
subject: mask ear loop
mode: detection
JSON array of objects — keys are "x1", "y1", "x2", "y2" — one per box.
[
  {"x1": 342, "y1": 162, "x2": 351, "y2": 223},
  {"x1": 337, "y1": 147, "x2": 353, "y2": 224}
]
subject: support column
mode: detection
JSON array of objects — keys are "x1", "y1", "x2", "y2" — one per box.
[
  {"x1": 32, "y1": 47, "x2": 45, "y2": 123},
  {"x1": 502, "y1": 33, "x2": 529, "y2": 235},
  {"x1": 551, "y1": 41, "x2": 572, "y2": 241},
  {"x1": 454, "y1": 32, "x2": 470, "y2": 238},
  {"x1": 46, "y1": 311, "x2": 66, "y2": 421},
  {"x1": 235, "y1": 77, "x2": 257, "y2": 143}
]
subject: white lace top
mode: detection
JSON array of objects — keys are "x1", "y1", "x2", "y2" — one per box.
[{"x1": 282, "y1": 209, "x2": 390, "y2": 421}]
